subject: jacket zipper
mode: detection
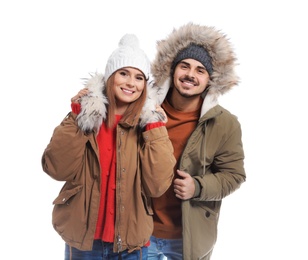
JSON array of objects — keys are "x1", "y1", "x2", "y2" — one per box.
[
  {"x1": 117, "y1": 234, "x2": 122, "y2": 252},
  {"x1": 116, "y1": 127, "x2": 123, "y2": 252},
  {"x1": 202, "y1": 122, "x2": 207, "y2": 176}
]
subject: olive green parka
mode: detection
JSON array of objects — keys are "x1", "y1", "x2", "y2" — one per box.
[
  {"x1": 41, "y1": 73, "x2": 176, "y2": 253},
  {"x1": 151, "y1": 23, "x2": 246, "y2": 260}
]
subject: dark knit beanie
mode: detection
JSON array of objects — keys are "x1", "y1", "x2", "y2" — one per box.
[{"x1": 171, "y1": 44, "x2": 213, "y2": 75}]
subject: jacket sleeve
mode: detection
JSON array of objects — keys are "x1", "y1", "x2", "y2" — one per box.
[
  {"x1": 140, "y1": 126, "x2": 176, "y2": 197},
  {"x1": 194, "y1": 118, "x2": 246, "y2": 201},
  {"x1": 41, "y1": 112, "x2": 96, "y2": 181}
]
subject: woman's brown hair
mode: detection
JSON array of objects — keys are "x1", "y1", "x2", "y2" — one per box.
[{"x1": 105, "y1": 72, "x2": 147, "y2": 129}]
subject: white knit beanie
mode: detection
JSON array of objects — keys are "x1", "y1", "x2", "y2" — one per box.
[{"x1": 104, "y1": 34, "x2": 150, "y2": 82}]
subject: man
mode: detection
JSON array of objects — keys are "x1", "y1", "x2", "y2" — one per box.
[{"x1": 147, "y1": 23, "x2": 246, "y2": 260}]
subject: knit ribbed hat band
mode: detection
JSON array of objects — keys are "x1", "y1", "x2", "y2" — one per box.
[{"x1": 172, "y1": 44, "x2": 213, "y2": 75}]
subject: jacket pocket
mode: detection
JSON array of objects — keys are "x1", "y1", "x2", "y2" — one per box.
[
  {"x1": 141, "y1": 190, "x2": 153, "y2": 215},
  {"x1": 52, "y1": 184, "x2": 83, "y2": 205},
  {"x1": 52, "y1": 184, "x2": 87, "y2": 243},
  {"x1": 183, "y1": 201, "x2": 220, "y2": 258}
]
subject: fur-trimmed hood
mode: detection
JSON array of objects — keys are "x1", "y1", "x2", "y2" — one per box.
[
  {"x1": 76, "y1": 73, "x2": 166, "y2": 132},
  {"x1": 151, "y1": 22, "x2": 239, "y2": 117}
]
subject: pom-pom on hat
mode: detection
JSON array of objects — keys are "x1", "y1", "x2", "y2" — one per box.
[{"x1": 104, "y1": 34, "x2": 150, "y2": 82}]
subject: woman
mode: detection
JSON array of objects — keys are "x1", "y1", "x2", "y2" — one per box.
[{"x1": 41, "y1": 34, "x2": 176, "y2": 260}]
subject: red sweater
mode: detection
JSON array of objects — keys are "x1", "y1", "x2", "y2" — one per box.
[{"x1": 94, "y1": 114, "x2": 121, "y2": 241}]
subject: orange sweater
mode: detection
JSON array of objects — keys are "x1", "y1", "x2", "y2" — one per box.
[{"x1": 152, "y1": 98, "x2": 200, "y2": 239}]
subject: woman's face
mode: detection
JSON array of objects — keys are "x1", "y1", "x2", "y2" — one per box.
[{"x1": 112, "y1": 67, "x2": 146, "y2": 109}]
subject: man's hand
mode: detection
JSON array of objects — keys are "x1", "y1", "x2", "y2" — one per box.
[{"x1": 173, "y1": 169, "x2": 195, "y2": 200}]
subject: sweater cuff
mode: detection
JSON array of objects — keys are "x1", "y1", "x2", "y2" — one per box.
[
  {"x1": 193, "y1": 178, "x2": 202, "y2": 198},
  {"x1": 71, "y1": 102, "x2": 81, "y2": 115},
  {"x1": 145, "y1": 122, "x2": 166, "y2": 131}
]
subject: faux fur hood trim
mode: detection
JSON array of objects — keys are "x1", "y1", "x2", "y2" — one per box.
[
  {"x1": 76, "y1": 73, "x2": 168, "y2": 132},
  {"x1": 151, "y1": 22, "x2": 239, "y2": 116},
  {"x1": 76, "y1": 73, "x2": 108, "y2": 132}
]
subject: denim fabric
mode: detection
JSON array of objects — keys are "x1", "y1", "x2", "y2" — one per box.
[
  {"x1": 65, "y1": 240, "x2": 148, "y2": 260},
  {"x1": 147, "y1": 236, "x2": 182, "y2": 260}
]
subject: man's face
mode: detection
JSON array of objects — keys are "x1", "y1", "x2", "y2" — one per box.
[{"x1": 172, "y1": 58, "x2": 210, "y2": 98}]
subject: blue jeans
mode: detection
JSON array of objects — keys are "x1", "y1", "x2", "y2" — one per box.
[
  {"x1": 65, "y1": 240, "x2": 148, "y2": 260},
  {"x1": 147, "y1": 236, "x2": 182, "y2": 260}
]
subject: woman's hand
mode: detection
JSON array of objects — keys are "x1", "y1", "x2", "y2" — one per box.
[
  {"x1": 155, "y1": 105, "x2": 168, "y2": 123},
  {"x1": 71, "y1": 88, "x2": 89, "y2": 103}
]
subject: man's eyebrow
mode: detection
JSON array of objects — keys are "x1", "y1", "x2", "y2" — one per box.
[
  {"x1": 180, "y1": 61, "x2": 206, "y2": 70},
  {"x1": 179, "y1": 61, "x2": 190, "y2": 66}
]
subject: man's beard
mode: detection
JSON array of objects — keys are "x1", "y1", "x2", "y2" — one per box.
[{"x1": 173, "y1": 75, "x2": 203, "y2": 98}]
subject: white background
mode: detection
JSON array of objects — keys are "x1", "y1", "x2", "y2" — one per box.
[{"x1": 1, "y1": 1, "x2": 307, "y2": 259}]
